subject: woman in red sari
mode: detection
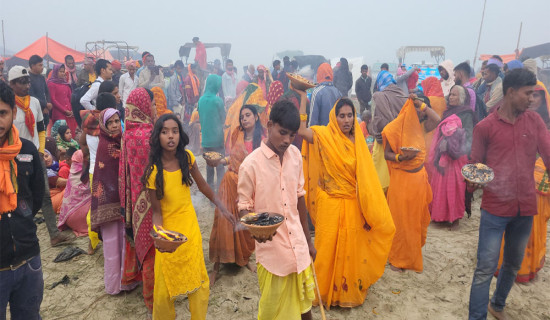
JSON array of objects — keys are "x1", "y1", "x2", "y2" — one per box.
[
  {"x1": 48, "y1": 64, "x2": 77, "y2": 134},
  {"x1": 119, "y1": 88, "x2": 157, "y2": 315}
]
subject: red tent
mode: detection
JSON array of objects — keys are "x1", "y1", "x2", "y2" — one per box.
[{"x1": 6, "y1": 36, "x2": 86, "y2": 68}]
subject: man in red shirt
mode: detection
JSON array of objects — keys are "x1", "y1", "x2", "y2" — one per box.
[{"x1": 468, "y1": 69, "x2": 549, "y2": 320}]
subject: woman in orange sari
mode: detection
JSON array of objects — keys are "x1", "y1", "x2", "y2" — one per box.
[
  {"x1": 296, "y1": 86, "x2": 396, "y2": 309},
  {"x1": 496, "y1": 82, "x2": 550, "y2": 282},
  {"x1": 382, "y1": 96, "x2": 440, "y2": 272},
  {"x1": 151, "y1": 86, "x2": 172, "y2": 117},
  {"x1": 208, "y1": 105, "x2": 264, "y2": 285}
]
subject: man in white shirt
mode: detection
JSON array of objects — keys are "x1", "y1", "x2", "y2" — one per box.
[
  {"x1": 222, "y1": 59, "x2": 238, "y2": 103},
  {"x1": 138, "y1": 53, "x2": 164, "y2": 89},
  {"x1": 119, "y1": 60, "x2": 138, "y2": 107},
  {"x1": 80, "y1": 59, "x2": 113, "y2": 110},
  {"x1": 8, "y1": 66, "x2": 73, "y2": 246}
]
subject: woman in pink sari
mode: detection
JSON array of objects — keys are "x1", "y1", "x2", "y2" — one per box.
[
  {"x1": 428, "y1": 85, "x2": 475, "y2": 227},
  {"x1": 58, "y1": 150, "x2": 90, "y2": 236}
]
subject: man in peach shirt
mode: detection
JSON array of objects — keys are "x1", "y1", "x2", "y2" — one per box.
[{"x1": 238, "y1": 100, "x2": 316, "y2": 320}]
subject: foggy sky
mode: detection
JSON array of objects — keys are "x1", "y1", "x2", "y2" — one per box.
[{"x1": 1, "y1": 0, "x2": 549, "y2": 70}]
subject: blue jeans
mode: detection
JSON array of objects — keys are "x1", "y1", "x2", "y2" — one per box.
[
  {"x1": 468, "y1": 210, "x2": 533, "y2": 320},
  {"x1": 0, "y1": 255, "x2": 43, "y2": 320}
]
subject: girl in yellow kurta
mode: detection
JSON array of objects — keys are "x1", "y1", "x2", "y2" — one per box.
[
  {"x1": 382, "y1": 97, "x2": 440, "y2": 272},
  {"x1": 144, "y1": 114, "x2": 234, "y2": 320},
  {"x1": 295, "y1": 87, "x2": 396, "y2": 309}
]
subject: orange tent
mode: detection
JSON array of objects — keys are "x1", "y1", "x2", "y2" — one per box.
[{"x1": 7, "y1": 36, "x2": 86, "y2": 67}]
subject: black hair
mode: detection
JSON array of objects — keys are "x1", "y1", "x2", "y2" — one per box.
[
  {"x1": 481, "y1": 60, "x2": 488, "y2": 67},
  {"x1": 240, "y1": 105, "x2": 264, "y2": 150},
  {"x1": 502, "y1": 68, "x2": 537, "y2": 96},
  {"x1": 58, "y1": 125, "x2": 70, "y2": 140},
  {"x1": 65, "y1": 55, "x2": 74, "y2": 62},
  {"x1": 141, "y1": 51, "x2": 150, "y2": 58},
  {"x1": 283, "y1": 56, "x2": 290, "y2": 62},
  {"x1": 174, "y1": 60, "x2": 184, "y2": 68},
  {"x1": 142, "y1": 114, "x2": 192, "y2": 200},
  {"x1": 381, "y1": 63, "x2": 389, "y2": 70},
  {"x1": 339, "y1": 58, "x2": 349, "y2": 71},
  {"x1": 94, "y1": 59, "x2": 110, "y2": 77},
  {"x1": 96, "y1": 92, "x2": 117, "y2": 111},
  {"x1": 335, "y1": 98, "x2": 356, "y2": 118},
  {"x1": 145, "y1": 89, "x2": 154, "y2": 101},
  {"x1": 99, "y1": 80, "x2": 117, "y2": 94},
  {"x1": 28, "y1": 54, "x2": 43, "y2": 67},
  {"x1": 0, "y1": 81, "x2": 16, "y2": 110},
  {"x1": 491, "y1": 55, "x2": 503, "y2": 62},
  {"x1": 191, "y1": 63, "x2": 199, "y2": 71},
  {"x1": 454, "y1": 62, "x2": 471, "y2": 77},
  {"x1": 269, "y1": 100, "x2": 300, "y2": 132},
  {"x1": 417, "y1": 94, "x2": 433, "y2": 109},
  {"x1": 486, "y1": 63, "x2": 500, "y2": 76},
  {"x1": 361, "y1": 64, "x2": 369, "y2": 71},
  {"x1": 66, "y1": 147, "x2": 77, "y2": 160},
  {"x1": 226, "y1": 59, "x2": 233, "y2": 65},
  {"x1": 273, "y1": 60, "x2": 281, "y2": 68}
]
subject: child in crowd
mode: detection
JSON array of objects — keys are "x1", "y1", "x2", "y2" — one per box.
[
  {"x1": 143, "y1": 113, "x2": 233, "y2": 320},
  {"x1": 56, "y1": 124, "x2": 80, "y2": 155},
  {"x1": 237, "y1": 100, "x2": 316, "y2": 320},
  {"x1": 360, "y1": 110, "x2": 374, "y2": 152},
  {"x1": 44, "y1": 149, "x2": 67, "y2": 214}
]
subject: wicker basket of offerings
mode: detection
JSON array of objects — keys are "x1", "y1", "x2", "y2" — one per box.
[{"x1": 240, "y1": 212, "x2": 285, "y2": 238}]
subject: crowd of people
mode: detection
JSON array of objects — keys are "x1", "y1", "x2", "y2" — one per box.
[{"x1": 0, "y1": 45, "x2": 549, "y2": 320}]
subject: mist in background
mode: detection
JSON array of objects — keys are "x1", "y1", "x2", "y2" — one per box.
[{"x1": 1, "y1": 0, "x2": 549, "y2": 69}]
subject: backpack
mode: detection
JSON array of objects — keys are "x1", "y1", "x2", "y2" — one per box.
[{"x1": 71, "y1": 80, "x2": 99, "y2": 126}]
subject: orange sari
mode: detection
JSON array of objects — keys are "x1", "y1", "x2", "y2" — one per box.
[
  {"x1": 302, "y1": 106, "x2": 395, "y2": 308},
  {"x1": 209, "y1": 129, "x2": 255, "y2": 266},
  {"x1": 382, "y1": 99, "x2": 432, "y2": 272}
]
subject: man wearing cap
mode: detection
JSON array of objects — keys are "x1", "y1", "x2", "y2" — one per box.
[
  {"x1": 0, "y1": 80, "x2": 46, "y2": 320},
  {"x1": 110, "y1": 60, "x2": 123, "y2": 85},
  {"x1": 77, "y1": 56, "x2": 96, "y2": 86},
  {"x1": 8, "y1": 66, "x2": 72, "y2": 247}
]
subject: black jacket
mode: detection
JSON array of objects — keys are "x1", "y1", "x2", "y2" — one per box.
[
  {"x1": 0, "y1": 138, "x2": 45, "y2": 268},
  {"x1": 333, "y1": 69, "x2": 353, "y2": 97},
  {"x1": 355, "y1": 76, "x2": 372, "y2": 105},
  {"x1": 29, "y1": 72, "x2": 50, "y2": 111}
]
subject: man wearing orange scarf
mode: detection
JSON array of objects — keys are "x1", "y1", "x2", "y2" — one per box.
[
  {"x1": 8, "y1": 66, "x2": 73, "y2": 246},
  {"x1": 0, "y1": 81, "x2": 46, "y2": 320}
]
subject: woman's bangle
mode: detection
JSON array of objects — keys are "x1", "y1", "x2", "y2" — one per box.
[
  {"x1": 395, "y1": 154, "x2": 400, "y2": 162},
  {"x1": 300, "y1": 114, "x2": 308, "y2": 122},
  {"x1": 420, "y1": 103, "x2": 427, "y2": 111}
]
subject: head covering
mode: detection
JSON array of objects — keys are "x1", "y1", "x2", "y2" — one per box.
[
  {"x1": 102, "y1": 108, "x2": 119, "y2": 126},
  {"x1": 506, "y1": 60, "x2": 523, "y2": 71},
  {"x1": 8, "y1": 66, "x2": 30, "y2": 82},
  {"x1": 51, "y1": 120, "x2": 68, "y2": 140},
  {"x1": 0, "y1": 126, "x2": 22, "y2": 216},
  {"x1": 442, "y1": 85, "x2": 474, "y2": 121},
  {"x1": 111, "y1": 60, "x2": 122, "y2": 70},
  {"x1": 317, "y1": 63, "x2": 333, "y2": 83},
  {"x1": 48, "y1": 64, "x2": 69, "y2": 85},
  {"x1": 262, "y1": 81, "x2": 284, "y2": 127},
  {"x1": 397, "y1": 67, "x2": 406, "y2": 76},
  {"x1": 125, "y1": 60, "x2": 136, "y2": 69},
  {"x1": 523, "y1": 59, "x2": 538, "y2": 78},
  {"x1": 421, "y1": 77, "x2": 444, "y2": 97},
  {"x1": 151, "y1": 86, "x2": 171, "y2": 116},
  {"x1": 487, "y1": 58, "x2": 504, "y2": 69},
  {"x1": 438, "y1": 60, "x2": 455, "y2": 96},
  {"x1": 125, "y1": 87, "x2": 153, "y2": 122},
  {"x1": 376, "y1": 70, "x2": 396, "y2": 91}
]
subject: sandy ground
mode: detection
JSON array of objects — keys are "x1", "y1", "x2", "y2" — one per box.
[{"x1": 25, "y1": 159, "x2": 550, "y2": 320}]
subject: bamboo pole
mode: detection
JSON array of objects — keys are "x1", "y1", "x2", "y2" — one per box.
[
  {"x1": 515, "y1": 22, "x2": 523, "y2": 59},
  {"x1": 2, "y1": 20, "x2": 5, "y2": 58},
  {"x1": 473, "y1": 0, "x2": 488, "y2": 70}
]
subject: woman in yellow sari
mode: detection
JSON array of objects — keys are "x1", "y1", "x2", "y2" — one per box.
[
  {"x1": 295, "y1": 86, "x2": 396, "y2": 309},
  {"x1": 382, "y1": 96, "x2": 440, "y2": 272},
  {"x1": 496, "y1": 82, "x2": 550, "y2": 282}
]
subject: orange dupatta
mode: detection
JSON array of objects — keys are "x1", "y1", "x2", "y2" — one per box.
[
  {"x1": 382, "y1": 98, "x2": 432, "y2": 272},
  {"x1": 302, "y1": 104, "x2": 396, "y2": 287},
  {"x1": 151, "y1": 86, "x2": 172, "y2": 116},
  {"x1": 15, "y1": 95, "x2": 35, "y2": 137},
  {"x1": 0, "y1": 126, "x2": 22, "y2": 216},
  {"x1": 188, "y1": 65, "x2": 200, "y2": 97}
]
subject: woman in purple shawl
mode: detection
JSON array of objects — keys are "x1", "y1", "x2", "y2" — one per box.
[
  {"x1": 47, "y1": 64, "x2": 77, "y2": 134},
  {"x1": 428, "y1": 85, "x2": 475, "y2": 227}
]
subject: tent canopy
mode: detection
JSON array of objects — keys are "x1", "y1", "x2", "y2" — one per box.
[
  {"x1": 520, "y1": 43, "x2": 550, "y2": 60},
  {"x1": 478, "y1": 53, "x2": 518, "y2": 64},
  {"x1": 7, "y1": 36, "x2": 86, "y2": 68},
  {"x1": 396, "y1": 46, "x2": 445, "y2": 64}
]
